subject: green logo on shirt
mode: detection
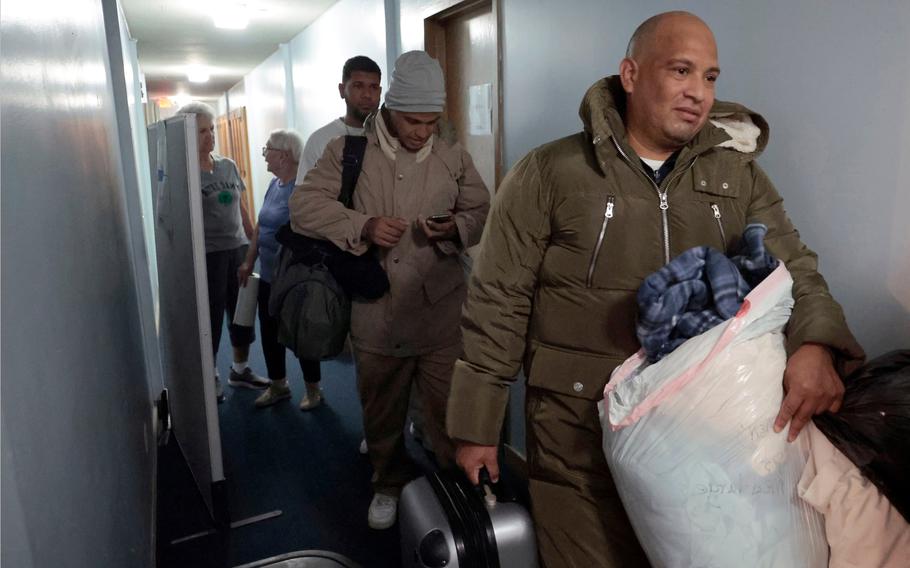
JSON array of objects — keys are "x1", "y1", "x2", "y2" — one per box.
[{"x1": 218, "y1": 190, "x2": 233, "y2": 205}]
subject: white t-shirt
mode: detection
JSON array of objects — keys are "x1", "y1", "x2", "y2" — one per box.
[
  {"x1": 641, "y1": 156, "x2": 666, "y2": 171},
  {"x1": 295, "y1": 118, "x2": 365, "y2": 181}
]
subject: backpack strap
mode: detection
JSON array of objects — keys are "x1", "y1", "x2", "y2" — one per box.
[{"x1": 338, "y1": 135, "x2": 368, "y2": 208}]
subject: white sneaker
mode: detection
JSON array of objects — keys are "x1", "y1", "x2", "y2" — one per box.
[
  {"x1": 228, "y1": 367, "x2": 270, "y2": 389},
  {"x1": 367, "y1": 493, "x2": 398, "y2": 530},
  {"x1": 298, "y1": 384, "x2": 324, "y2": 410},
  {"x1": 214, "y1": 376, "x2": 225, "y2": 403},
  {"x1": 359, "y1": 438, "x2": 368, "y2": 455},
  {"x1": 254, "y1": 382, "x2": 291, "y2": 408}
]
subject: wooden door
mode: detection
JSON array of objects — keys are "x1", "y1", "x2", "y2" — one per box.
[
  {"x1": 215, "y1": 107, "x2": 255, "y2": 216},
  {"x1": 215, "y1": 113, "x2": 230, "y2": 156},
  {"x1": 425, "y1": 0, "x2": 502, "y2": 192}
]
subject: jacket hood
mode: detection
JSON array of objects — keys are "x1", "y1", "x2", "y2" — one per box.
[
  {"x1": 364, "y1": 107, "x2": 459, "y2": 146},
  {"x1": 361, "y1": 108, "x2": 464, "y2": 174},
  {"x1": 579, "y1": 76, "x2": 769, "y2": 160}
]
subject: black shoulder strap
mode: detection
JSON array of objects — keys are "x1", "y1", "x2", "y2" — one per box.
[{"x1": 339, "y1": 135, "x2": 368, "y2": 208}]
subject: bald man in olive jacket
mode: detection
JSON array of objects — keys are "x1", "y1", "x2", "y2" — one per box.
[{"x1": 448, "y1": 12, "x2": 864, "y2": 567}]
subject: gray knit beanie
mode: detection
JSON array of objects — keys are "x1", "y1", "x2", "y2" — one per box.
[{"x1": 385, "y1": 51, "x2": 446, "y2": 113}]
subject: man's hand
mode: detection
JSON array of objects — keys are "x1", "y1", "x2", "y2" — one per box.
[
  {"x1": 363, "y1": 216, "x2": 408, "y2": 247},
  {"x1": 774, "y1": 343, "x2": 844, "y2": 442},
  {"x1": 455, "y1": 441, "x2": 499, "y2": 485},
  {"x1": 237, "y1": 261, "x2": 254, "y2": 287},
  {"x1": 418, "y1": 214, "x2": 458, "y2": 241}
]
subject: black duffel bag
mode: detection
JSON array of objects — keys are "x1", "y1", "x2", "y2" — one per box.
[{"x1": 268, "y1": 135, "x2": 389, "y2": 360}]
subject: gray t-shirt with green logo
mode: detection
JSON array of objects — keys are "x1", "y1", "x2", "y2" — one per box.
[{"x1": 200, "y1": 154, "x2": 248, "y2": 252}]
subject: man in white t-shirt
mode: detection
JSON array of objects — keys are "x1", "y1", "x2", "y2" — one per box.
[{"x1": 295, "y1": 56, "x2": 382, "y2": 180}]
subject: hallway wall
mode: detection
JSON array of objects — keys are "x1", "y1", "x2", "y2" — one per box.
[
  {"x1": 113, "y1": 0, "x2": 162, "y2": 402},
  {"x1": 228, "y1": 79, "x2": 247, "y2": 116},
  {"x1": 1, "y1": 0, "x2": 156, "y2": 566},
  {"x1": 223, "y1": 0, "x2": 388, "y2": 210},
  {"x1": 241, "y1": 46, "x2": 293, "y2": 209},
  {"x1": 287, "y1": 0, "x2": 389, "y2": 145}
]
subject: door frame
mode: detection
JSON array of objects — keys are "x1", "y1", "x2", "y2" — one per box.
[
  {"x1": 423, "y1": 0, "x2": 516, "y2": 450},
  {"x1": 424, "y1": 0, "x2": 504, "y2": 189}
]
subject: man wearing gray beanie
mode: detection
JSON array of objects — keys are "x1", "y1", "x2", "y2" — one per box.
[{"x1": 289, "y1": 50, "x2": 490, "y2": 530}]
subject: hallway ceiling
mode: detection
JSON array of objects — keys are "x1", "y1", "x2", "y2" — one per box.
[{"x1": 121, "y1": 0, "x2": 338, "y2": 101}]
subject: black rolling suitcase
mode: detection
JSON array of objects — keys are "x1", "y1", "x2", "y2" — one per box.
[{"x1": 399, "y1": 468, "x2": 538, "y2": 567}]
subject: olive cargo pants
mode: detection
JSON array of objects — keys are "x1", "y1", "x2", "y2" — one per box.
[{"x1": 526, "y1": 385, "x2": 651, "y2": 567}]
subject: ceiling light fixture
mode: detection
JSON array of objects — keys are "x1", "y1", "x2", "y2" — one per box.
[
  {"x1": 187, "y1": 67, "x2": 210, "y2": 83},
  {"x1": 214, "y1": 4, "x2": 249, "y2": 30}
]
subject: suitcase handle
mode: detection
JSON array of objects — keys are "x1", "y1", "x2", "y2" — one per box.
[
  {"x1": 479, "y1": 468, "x2": 497, "y2": 507},
  {"x1": 471, "y1": 465, "x2": 521, "y2": 506}
]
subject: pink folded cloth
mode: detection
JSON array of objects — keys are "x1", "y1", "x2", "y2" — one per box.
[{"x1": 799, "y1": 423, "x2": 910, "y2": 567}]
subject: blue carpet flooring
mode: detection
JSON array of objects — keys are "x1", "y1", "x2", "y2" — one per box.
[{"x1": 157, "y1": 321, "x2": 437, "y2": 567}]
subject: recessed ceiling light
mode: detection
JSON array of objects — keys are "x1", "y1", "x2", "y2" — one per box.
[
  {"x1": 214, "y1": 5, "x2": 249, "y2": 30},
  {"x1": 187, "y1": 67, "x2": 210, "y2": 83}
]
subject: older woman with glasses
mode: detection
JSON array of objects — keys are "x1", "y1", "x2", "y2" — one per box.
[
  {"x1": 238, "y1": 129, "x2": 324, "y2": 409},
  {"x1": 176, "y1": 102, "x2": 268, "y2": 401}
]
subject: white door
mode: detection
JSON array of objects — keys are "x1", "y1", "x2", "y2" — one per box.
[{"x1": 148, "y1": 115, "x2": 226, "y2": 521}]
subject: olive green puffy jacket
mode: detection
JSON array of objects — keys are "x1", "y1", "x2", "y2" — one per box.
[{"x1": 447, "y1": 76, "x2": 864, "y2": 445}]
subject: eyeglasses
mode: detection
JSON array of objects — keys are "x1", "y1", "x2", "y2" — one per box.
[{"x1": 261, "y1": 146, "x2": 280, "y2": 156}]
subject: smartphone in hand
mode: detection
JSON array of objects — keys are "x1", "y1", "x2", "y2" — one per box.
[{"x1": 427, "y1": 213, "x2": 453, "y2": 224}]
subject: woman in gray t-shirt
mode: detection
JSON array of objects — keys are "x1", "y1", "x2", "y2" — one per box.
[
  {"x1": 177, "y1": 103, "x2": 269, "y2": 398},
  {"x1": 199, "y1": 155, "x2": 248, "y2": 253}
]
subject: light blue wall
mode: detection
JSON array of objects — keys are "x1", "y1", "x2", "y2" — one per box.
[
  {"x1": 227, "y1": 79, "x2": 247, "y2": 115},
  {"x1": 1, "y1": 0, "x2": 156, "y2": 565},
  {"x1": 230, "y1": 0, "x2": 389, "y2": 207},
  {"x1": 115, "y1": 1, "x2": 163, "y2": 403},
  {"x1": 242, "y1": 47, "x2": 293, "y2": 209},
  {"x1": 499, "y1": 0, "x2": 910, "y2": 358},
  {"x1": 287, "y1": 0, "x2": 389, "y2": 143}
]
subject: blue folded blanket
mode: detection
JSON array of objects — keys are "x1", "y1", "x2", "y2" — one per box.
[{"x1": 636, "y1": 223, "x2": 778, "y2": 362}]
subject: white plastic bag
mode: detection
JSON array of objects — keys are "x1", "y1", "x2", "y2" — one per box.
[{"x1": 599, "y1": 264, "x2": 827, "y2": 568}]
